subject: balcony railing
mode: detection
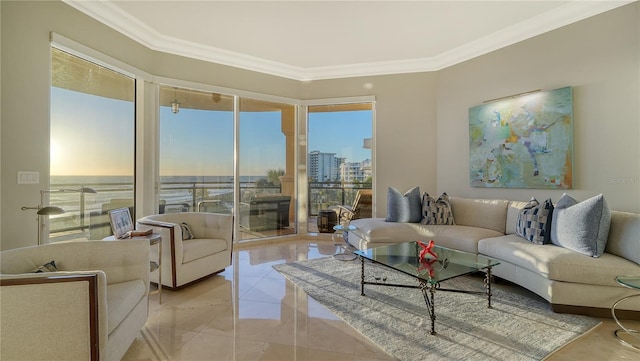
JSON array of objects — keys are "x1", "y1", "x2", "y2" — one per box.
[
  {"x1": 307, "y1": 181, "x2": 372, "y2": 216},
  {"x1": 45, "y1": 180, "x2": 371, "y2": 241}
]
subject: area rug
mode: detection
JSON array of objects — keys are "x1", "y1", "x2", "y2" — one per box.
[{"x1": 273, "y1": 257, "x2": 601, "y2": 361}]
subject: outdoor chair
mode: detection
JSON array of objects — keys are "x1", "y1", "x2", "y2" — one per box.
[{"x1": 331, "y1": 189, "x2": 372, "y2": 225}]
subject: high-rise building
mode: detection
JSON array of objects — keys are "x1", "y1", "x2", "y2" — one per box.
[
  {"x1": 308, "y1": 151, "x2": 340, "y2": 182},
  {"x1": 340, "y1": 159, "x2": 372, "y2": 182}
]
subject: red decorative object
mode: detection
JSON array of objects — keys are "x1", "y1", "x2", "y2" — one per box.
[
  {"x1": 418, "y1": 258, "x2": 438, "y2": 277},
  {"x1": 417, "y1": 240, "x2": 438, "y2": 261}
]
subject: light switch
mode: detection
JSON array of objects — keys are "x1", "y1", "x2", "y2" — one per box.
[{"x1": 17, "y1": 171, "x2": 39, "y2": 184}]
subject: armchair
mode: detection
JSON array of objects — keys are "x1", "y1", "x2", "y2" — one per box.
[
  {"x1": 136, "y1": 212, "x2": 233, "y2": 289},
  {"x1": 0, "y1": 239, "x2": 150, "y2": 361}
]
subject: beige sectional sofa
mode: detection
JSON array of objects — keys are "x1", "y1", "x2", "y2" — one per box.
[{"x1": 348, "y1": 196, "x2": 640, "y2": 317}]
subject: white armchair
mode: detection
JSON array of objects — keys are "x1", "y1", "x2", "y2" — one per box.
[
  {"x1": 0, "y1": 239, "x2": 150, "y2": 361},
  {"x1": 136, "y1": 212, "x2": 233, "y2": 289}
]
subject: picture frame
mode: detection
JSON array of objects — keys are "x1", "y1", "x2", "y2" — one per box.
[{"x1": 109, "y1": 207, "x2": 134, "y2": 239}]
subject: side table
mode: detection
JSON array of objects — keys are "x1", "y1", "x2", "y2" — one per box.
[
  {"x1": 611, "y1": 275, "x2": 640, "y2": 350},
  {"x1": 103, "y1": 233, "x2": 163, "y2": 304},
  {"x1": 332, "y1": 224, "x2": 358, "y2": 261}
]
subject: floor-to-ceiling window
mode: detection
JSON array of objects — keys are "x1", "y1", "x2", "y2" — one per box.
[
  {"x1": 47, "y1": 39, "x2": 372, "y2": 243},
  {"x1": 239, "y1": 97, "x2": 297, "y2": 240},
  {"x1": 158, "y1": 87, "x2": 298, "y2": 241},
  {"x1": 307, "y1": 102, "x2": 374, "y2": 232},
  {"x1": 49, "y1": 47, "x2": 136, "y2": 243},
  {"x1": 158, "y1": 86, "x2": 234, "y2": 215}
]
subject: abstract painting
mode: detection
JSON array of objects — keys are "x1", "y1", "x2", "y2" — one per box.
[{"x1": 469, "y1": 86, "x2": 573, "y2": 189}]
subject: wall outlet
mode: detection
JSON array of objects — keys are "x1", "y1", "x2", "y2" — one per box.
[{"x1": 17, "y1": 171, "x2": 39, "y2": 184}]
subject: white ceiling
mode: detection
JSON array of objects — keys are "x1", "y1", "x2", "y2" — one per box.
[{"x1": 63, "y1": 0, "x2": 633, "y2": 81}]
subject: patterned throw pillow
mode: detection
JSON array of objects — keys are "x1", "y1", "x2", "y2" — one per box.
[
  {"x1": 421, "y1": 192, "x2": 455, "y2": 225},
  {"x1": 180, "y1": 222, "x2": 195, "y2": 240},
  {"x1": 385, "y1": 187, "x2": 422, "y2": 223},
  {"x1": 516, "y1": 197, "x2": 554, "y2": 244},
  {"x1": 32, "y1": 260, "x2": 58, "y2": 273}
]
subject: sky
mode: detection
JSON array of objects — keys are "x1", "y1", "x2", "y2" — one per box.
[
  {"x1": 308, "y1": 110, "x2": 372, "y2": 162},
  {"x1": 51, "y1": 87, "x2": 372, "y2": 177},
  {"x1": 50, "y1": 87, "x2": 134, "y2": 176}
]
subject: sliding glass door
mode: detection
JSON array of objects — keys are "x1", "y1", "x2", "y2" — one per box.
[
  {"x1": 158, "y1": 86, "x2": 234, "y2": 215},
  {"x1": 307, "y1": 103, "x2": 374, "y2": 232},
  {"x1": 158, "y1": 87, "x2": 297, "y2": 241},
  {"x1": 238, "y1": 97, "x2": 297, "y2": 240}
]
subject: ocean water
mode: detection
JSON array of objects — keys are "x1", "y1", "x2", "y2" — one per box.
[
  {"x1": 48, "y1": 175, "x2": 264, "y2": 215},
  {"x1": 51, "y1": 175, "x2": 263, "y2": 185}
]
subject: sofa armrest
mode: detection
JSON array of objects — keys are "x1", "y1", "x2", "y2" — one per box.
[{"x1": 0, "y1": 272, "x2": 103, "y2": 360}]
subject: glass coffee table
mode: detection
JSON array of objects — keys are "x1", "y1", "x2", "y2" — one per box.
[
  {"x1": 332, "y1": 224, "x2": 358, "y2": 261},
  {"x1": 355, "y1": 241, "x2": 500, "y2": 335}
]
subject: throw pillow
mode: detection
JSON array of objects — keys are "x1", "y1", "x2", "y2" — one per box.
[
  {"x1": 32, "y1": 260, "x2": 58, "y2": 273},
  {"x1": 550, "y1": 193, "x2": 611, "y2": 257},
  {"x1": 180, "y1": 222, "x2": 195, "y2": 240},
  {"x1": 385, "y1": 186, "x2": 422, "y2": 223},
  {"x1": 516, "y1": 197, "x2": 554, "y2": 245},
  {"x1": 421, "y1": 192, "x2": 455, "y2": 225}
]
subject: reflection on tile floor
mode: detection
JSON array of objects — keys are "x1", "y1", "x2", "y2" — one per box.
[{"x1": 123, "y1": 236, "x2": 640, "y2": 361}]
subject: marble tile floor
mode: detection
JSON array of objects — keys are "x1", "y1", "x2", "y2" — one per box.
[{"x1": 123, "y1": 236, "x2": 640, "y2": 361}]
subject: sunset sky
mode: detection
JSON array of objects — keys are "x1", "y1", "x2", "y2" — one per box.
[{"x1": 51, "y1": 87, "x2": 372, "y2": 177}]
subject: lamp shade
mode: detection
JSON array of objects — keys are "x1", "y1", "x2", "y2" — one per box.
[{"x1": 37, "y1": 206, "x2": 65, "y2": 215}]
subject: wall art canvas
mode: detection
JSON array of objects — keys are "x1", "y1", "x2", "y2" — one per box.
[{"x1": 469, "y1": 86, "x2": 573, "y2": 189}]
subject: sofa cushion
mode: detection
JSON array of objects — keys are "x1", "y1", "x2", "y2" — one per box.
[
  {"x1": 479, "y1": 234, "x2": 639, "y2": 287},
  {"x1": 516, "y1": 198, "x2": 554, "y2": 245},
  {"x1": 182, "y1": 238, "x2": 228, "y2": 264},
  {"x1": 421, "y1": 192, "x2": 455, "y2": 225},
  {"x1": 551, "y1": 193, "x2": 611, "y2": 257},
  {"x1": 349, "y1": 218, "x2": 503, "y2": 254},
  {"x1": 106, "y1": 279, "x2": 145, "y2": 335},
  {"x1": 449, "y1": 197, "x2": 509, "y2": 233},
  {"x1": 385, "y1": 187, "x2": 422, "y2": 223}
]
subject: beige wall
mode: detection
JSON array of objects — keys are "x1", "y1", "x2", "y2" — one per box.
[
  {"x1": 1, "y1": 1, "x2": 638, "y2": 250},
  {"x1": 436, "y1": 3, "x2": 639, "y2": 212}
]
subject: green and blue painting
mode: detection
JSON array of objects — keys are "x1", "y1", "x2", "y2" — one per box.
[{"x1": 469, "y1": 86, "x2": 573, "y2": 189}]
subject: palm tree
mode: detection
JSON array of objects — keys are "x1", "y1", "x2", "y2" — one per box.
[
  {"x1": 256, "y1": 169, "x2": 285, "y2": 187},
  {"x1": 266, "y1": 169, "x2": 285, "y2": 186}
]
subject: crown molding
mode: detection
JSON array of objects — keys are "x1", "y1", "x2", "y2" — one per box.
[{"x1": 62, "y1": 0, "x2": 635, "y2": 81}]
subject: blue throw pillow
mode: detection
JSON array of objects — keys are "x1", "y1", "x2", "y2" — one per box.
[
  {"x1": 385, "y1": 187, "x2": 422, "y2": 223},
  {"x1": 516, "y1": 197, "x2": 554, "y2": 245},
  {"x1": 550, "y1": 193, "x2": 611, "y2": 257}
]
